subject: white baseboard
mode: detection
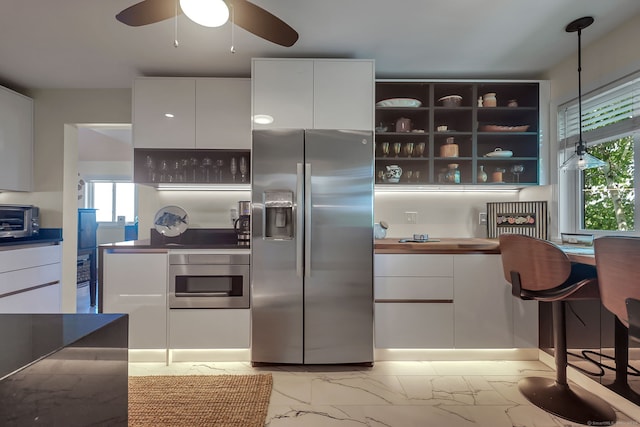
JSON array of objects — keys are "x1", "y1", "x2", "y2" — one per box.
[{"x1": 374, "y1": 348, "x2": 539, "y2": 361}]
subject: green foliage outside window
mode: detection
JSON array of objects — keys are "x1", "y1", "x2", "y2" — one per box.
[{"x1": 583, "y1": 135, "x2": 635, "y2": 231}]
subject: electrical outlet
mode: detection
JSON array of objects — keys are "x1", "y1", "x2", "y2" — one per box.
[
  {"x1": 479, "y1": 212, "x2": 487, "y2": 225},
  {"x1": 405, "y1": 211, "x2": 417, "y2": 224}
]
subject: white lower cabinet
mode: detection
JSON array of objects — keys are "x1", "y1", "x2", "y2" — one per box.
[
  {"x1": 374, "y1": 254, "x2": 455, "y2": 348},
  {"x1": 374, "y1": 253, "x2": 538, "y2": 349},
  {"x1": 453, "y1": 254, "x2": 513, "y2": 348},
  {"x1": 0, "y1": 281, "x2": 60, "y2": 313},
  {"x1": 0, "y1": 244, "x2": 62, "y2": 313},
  {"x1": 102, "y1": 251, "x2": 168, "y2": 349},
  {"x1": 375, "y1": 302, "x2": 454, "y2": 348},
  {"x1": 169, "y1": 309, "x2": 250, "y2": 349}
]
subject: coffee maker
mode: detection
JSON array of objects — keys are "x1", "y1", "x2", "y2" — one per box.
[{"x1": 234, "y1": 201, "x2": 251, "y2": 246}]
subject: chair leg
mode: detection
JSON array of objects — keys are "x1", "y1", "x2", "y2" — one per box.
[
  {"x1": 606, "y1": 317, "x2": 640, "y2": 404},
  {"x1": 518, "y1": 301, "x2": 616, "y2": 425}
]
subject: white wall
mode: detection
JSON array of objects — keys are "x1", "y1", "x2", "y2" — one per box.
[
  {"x1": 544, "y1": 13, "x2": 640, "y2": 171},
  {"x1": 136, "y1": 187, "x2": 251, "y2": 240},
  {"x1": 0, "y1": 89, "x2": 131, "y2": 312},
  {"x1": 374, "y1": 188, "x2": 554, "y2": 239},
  {"x1": 543, "y1": 14, "x2": 640, "y2": 235}
]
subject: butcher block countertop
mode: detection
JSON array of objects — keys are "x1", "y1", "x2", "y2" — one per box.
[{"x1": 374, "y1": 238, "x2": 500, "y2": 254}]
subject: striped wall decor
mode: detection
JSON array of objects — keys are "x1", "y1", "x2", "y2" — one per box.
[{"x1": 486, "y1": 201, "x2": 549, "y2": 239}]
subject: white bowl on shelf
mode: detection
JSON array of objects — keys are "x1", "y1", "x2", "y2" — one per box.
[
  {"x1": 484, "y1": 148, "x2": 513, "y2": 158},
  {"x1": 376, "y1": 98, "x2": 422, "y2": 107}
]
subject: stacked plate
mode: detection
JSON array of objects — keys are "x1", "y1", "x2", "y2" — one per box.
[{"x1": 376, "y1": 98, "x2": 422, "y2": 107}]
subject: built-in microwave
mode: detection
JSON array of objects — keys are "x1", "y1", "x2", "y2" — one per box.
[
  {"x1": 168, "y1": 251, "x2": 250, "y2": 309},
  {"x1": 0, "y1": 205, "x2": 39, "y2": 239}
]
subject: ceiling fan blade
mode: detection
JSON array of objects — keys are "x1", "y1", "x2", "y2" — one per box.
[
  {"x1": 229, "y1": 0, "x2": 298, "y2": 47},
  {"x1": 116, "y1": 0, "x2": 181, "y2": 27}
]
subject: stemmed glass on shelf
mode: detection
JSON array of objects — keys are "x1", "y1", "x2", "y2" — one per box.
[
  {"x1": 239, "y1": 157, "x2": 248, "y2": 182},
  {"x1": 230, "y1": 158, "x2": 238, "y2": 182}
]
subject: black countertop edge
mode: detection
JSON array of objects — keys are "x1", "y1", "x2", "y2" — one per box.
[
  {"x1": 0, "y1": 313, "x2": 126, "y2": 380},
  {"x1": 0, "y1": 228, "x2": 62, "y2": 248},
  {"x1": 100, "y1": 239, "x2": 250, "y2": 250},
  {"x1": 100, "y1": 228, "x2": 250, "y2": 250}
]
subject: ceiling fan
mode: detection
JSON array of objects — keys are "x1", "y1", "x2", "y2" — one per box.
[{"x1": 116, "y1": 0, "x2": 299, "y2": 47}]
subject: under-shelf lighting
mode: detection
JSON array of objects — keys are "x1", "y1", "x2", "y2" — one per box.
[
  {"x1": 179, "y1": 0, "x2": 229, "y2": 28},
  {"x1": 375, "y1": 185, "x2": 520, "y2": 193},
  {"x1": 164, "y1": 113, "x2": 175, "y2": 118},
  {"x1": 156, "y1": 183, "x2": 251, "y2": 191}
]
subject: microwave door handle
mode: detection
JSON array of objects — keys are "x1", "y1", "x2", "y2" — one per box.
[
  {"x1": 304, "y1": 163, "x2": 312, "y2": 278},
  {"x1": 174, "y1": 292, "x2": 231, "y2": 297},
  {"x1": 296, "y1": 163, "x2": 304, "y2": 278}
]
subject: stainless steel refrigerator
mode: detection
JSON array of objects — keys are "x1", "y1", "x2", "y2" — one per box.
[{"x1": 251, "y1": 129, "x2": 374, "y2": 365}]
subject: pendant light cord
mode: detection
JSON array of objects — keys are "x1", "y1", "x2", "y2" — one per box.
[{"x1": 577, "y1": 27, "x2": 584, "y2": 154}]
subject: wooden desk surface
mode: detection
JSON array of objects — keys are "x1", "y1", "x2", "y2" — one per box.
[{"x1": 559, "y1": 245, "x2": 595, "y2": 266}]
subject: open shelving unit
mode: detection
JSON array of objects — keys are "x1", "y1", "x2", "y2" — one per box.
[{"x1": 375, "y1": 80, "x2": 542, "y2": 186}]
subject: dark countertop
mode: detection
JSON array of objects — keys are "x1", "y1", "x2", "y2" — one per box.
[
  {"x1": 99, "y1": 239, "x2": 249, "y2": 251},
  {"x1": 0, "y1": 228, "x2": 62, "y2": 249},
  {"x1": 0, "y1": 313, "x2": 128, "y2": 426},
  {"x1": 375, "y1": 237, "x2": 500, "y2": 254},
  {"x1": 0, "y1": 313, "x2": 126, "y2": 380},
  {"x1": 99, "y1": 227, "x2": 249, "y2": 251}
]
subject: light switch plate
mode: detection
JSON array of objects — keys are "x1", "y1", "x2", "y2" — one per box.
[
  {"x1": 479, "y1": 212, "x2": 487, "y2": 225},
  {"x1": 405, "y1": 211, "x2": 417, "y2": 224}
]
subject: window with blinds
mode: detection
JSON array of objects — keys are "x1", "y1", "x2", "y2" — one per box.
[
  {"x1": 557, "y1": 72, "x2": 638, "y2": 232},
  {"x1": 558, "y1": 74, "x2": 640, "y2": 149}
]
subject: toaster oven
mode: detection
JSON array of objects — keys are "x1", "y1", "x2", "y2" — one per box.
[{"x1": 0, "y1": 205, "x2": 40, "y2": 238}]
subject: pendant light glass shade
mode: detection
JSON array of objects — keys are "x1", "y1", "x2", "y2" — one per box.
[
  {"x1": 180, "y1": 0, "x2": 229, "y2": 28},
  {"x1": 561, "y1": 17, "x2": 606, "y2": 172},
  {"x1": 560, "y1": 146, "x2": 608, "y2": 170}
]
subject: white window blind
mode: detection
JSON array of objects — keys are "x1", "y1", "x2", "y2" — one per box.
[{"x1": 558, "y1": 73, "x2": 640, "y2": 148}]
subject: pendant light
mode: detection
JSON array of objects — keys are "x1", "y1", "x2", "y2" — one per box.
[
  {"x1": 560, "y1": 16, "x2": 607, "y2": 171},
  {"x1": 180, "y1": 0, "x2": 230, "y2": 28}
]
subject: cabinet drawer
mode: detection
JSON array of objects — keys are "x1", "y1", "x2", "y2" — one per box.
[
  {"x1": 0, "y1": 282, "x2": 60, "y2": 313},
  {"x1": 374, "y1": 276, "x2": 453, "y2": 300},
  {"x1": 169, "y1": 309, "x2": 250, "y2": 349},
  {"x1": 375, "y1": 302, "x2": 454, "y2": 348},
  {"x1": 0, "y1": 263, "x2": 61, "y2": 296},
  {"x1": 0, "y1": 244, "x2": 61, "y2": 273},
  {"x1": 103, "y1": 294, "x2": 166, "y2": 349},
  {"x1": 374, "y1": 254, "x2": 453, "y2": 277}
]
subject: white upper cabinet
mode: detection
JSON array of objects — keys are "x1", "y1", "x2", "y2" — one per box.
[
  {"x1": 252, "y1": 59, "x2": 314, "y2": 129},
  {"x1": 133, "y1": 77, "x2": 196, "y2": 149},
  {"x1": 0, "y1": 85, "x2": 33, "y2": 191},
  {"x1": 133, "y1": 77, "x2": 251, "y2": 149},
  {"x1": 196, "y1": 78, "x2": 251, "y2": 149},
  {"x1": 313, "y1": 60, "x2": 374, "y2": 130},
  {"x1": 252, "y1": 58, "x2": 374, "y2": 131}
]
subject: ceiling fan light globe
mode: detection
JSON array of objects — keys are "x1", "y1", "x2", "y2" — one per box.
[{"x1": 180, "y1": 0, "x2": 229, "y2": 28}]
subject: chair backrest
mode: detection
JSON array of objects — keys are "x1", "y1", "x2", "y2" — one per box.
[
  {"x1": 594, "y1": 236, "x2": 640, "y2": 326},
  {"x1": 499, "y1": 234, "x2": 572, "y2": 291}
]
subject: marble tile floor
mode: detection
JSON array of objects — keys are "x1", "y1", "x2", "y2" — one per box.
[
  {"x1": 129, "y1": 360, "x2": 640, "y2": 426},
  {"x1": 76, "y1": 283, "x2": 97, "y2": 313}
]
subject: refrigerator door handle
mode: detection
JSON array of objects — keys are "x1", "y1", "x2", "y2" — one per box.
[
  {"x1": 296, "y1": 163, "x2": 304, "y2": 278},
  {"x1": 304, "y1": 163, "x2": 312, "y2": 277}
]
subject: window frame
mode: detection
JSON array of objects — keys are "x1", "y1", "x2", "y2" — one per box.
[
  {"x1": 86, "y1": 180, "x2": 138, "y2": 223},
  {"x1": 557, "y1": 71, "x2": 640, "y2": 237}
]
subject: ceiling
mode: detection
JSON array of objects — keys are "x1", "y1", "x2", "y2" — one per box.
[{"x1": 2, "y1": 0, "x2": 640, "y2": 91}]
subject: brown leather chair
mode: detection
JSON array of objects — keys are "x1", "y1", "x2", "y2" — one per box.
[
  {"x1": 594, "y1": 236, "x2": 640, "y2": 403},
  {"x1": 499, "y1": 234, "x2": 616, "y2": 425}
]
